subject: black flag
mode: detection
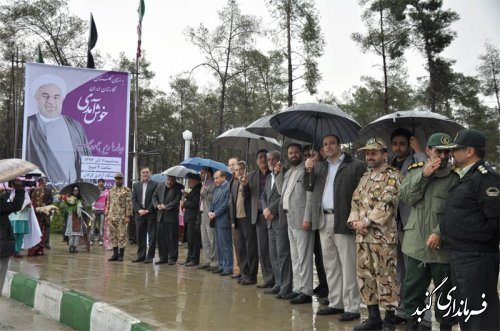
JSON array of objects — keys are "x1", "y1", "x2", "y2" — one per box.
[{"x1": 87, "y1": 13, "x2": 98, "y2": 68}]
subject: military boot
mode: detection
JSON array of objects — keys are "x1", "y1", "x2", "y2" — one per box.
[
  {"x1": 354, "y1": 304, "x2": 383, "y2": 331},
  {"x1": 108, "y1": 247, "x2": 119, "y2": 261},
  {"x1": 381, "y1": 310, "x2": 396, "y2": 331},
  {"x1": 118, "y1": 248, "x2": 125, "y2": 261}
]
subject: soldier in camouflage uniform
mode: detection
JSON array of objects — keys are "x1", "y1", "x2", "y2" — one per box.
[
  {"x1": 105, "y1": 172, "x2": 132, "y2": 262},
  {"x1": 347, "y1": 137, "x2": 402, "y2": 331}
]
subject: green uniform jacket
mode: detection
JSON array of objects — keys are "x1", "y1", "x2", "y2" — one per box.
[{"x1": 400, "y1": 165, "x2": 458, "y2": 263}]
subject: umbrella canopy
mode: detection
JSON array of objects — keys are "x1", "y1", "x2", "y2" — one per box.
[
  {"x1": 0, "y1": 159, "x2": 38, "y2": 182},
  {"x1": 246, "y1": 115, "x2": 280, "y2": 139},
  {"x1": 180, "y1": 157, "x2": 231, "y2": 177},
  {"x1": 150, "y1": 173, "x2": 166, "y2": 182},
  {"x1": 358, "y1": 109, "x2": 465, "y2": 147},
  {"x1": 270, "y1": 103, "x2": 361, "y2": 146},
  {"x1": 214, "y1": 127, "x2": 281, "y2": 153},
  {"x1": 59, "y1": 182, "x2": 101, "y2": 206},
  {"x1": 161, "y1": 165, "x2": 197, "y2": 178}
]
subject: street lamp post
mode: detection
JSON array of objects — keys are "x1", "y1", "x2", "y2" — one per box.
[{"x1": 183, "y1": 130, "x2": 192, "y2": 161}]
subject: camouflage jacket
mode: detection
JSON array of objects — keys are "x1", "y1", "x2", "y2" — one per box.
[
  {"x1": 348, "y1": 164, "x2": 402, "y2": 244},
  {"x1": 105, "y1": 186, "x2": 132, "y2": 220}
]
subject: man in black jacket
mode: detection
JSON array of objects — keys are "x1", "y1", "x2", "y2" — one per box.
[
  {"x1": 0, "y1": 181, "x2": 25, "y2": 292},
  {"x1": 131, "y1": 166, "x2": 157, "y2": 263},
  {"x1": 440, "y1": 129, "x2": 499, "y2": 331},
  {"x1": 181, "y1": 173, "x2": 202, "y2": 266},
  {"x1": 304, "y1": 134, "x2": 366, "y2": 321}
]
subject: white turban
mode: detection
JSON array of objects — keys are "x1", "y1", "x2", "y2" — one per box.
[{"x1": 32, "y1": 74, "x2": 67, "y2": 98}]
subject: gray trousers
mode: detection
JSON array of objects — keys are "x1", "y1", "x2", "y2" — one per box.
[
  {"x1": 288, "y1": 225, "x2": 315, "y2": 296},
  {"x1": 267, "y1": 219, "x2": 281, "y2": 287},
  {"x1": 0, "y1": 257, "x2": 9, "y2": 295},
  {"x1": 256, "y1": 213, "x2": 274, "y2": 284},
  {"x1": 200, "y1": 212, "x2": 218, "y2": 267},
  {"x1": 320, "y1": 215, "x2": 360, "y2": 313},
  {"x1": 275, "y1": 213, "x2": 292, "y2": 295}
]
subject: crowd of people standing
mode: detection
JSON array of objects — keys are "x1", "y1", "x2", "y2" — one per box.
[{"x1": 0, "y1": 127, "x2": 498, "y2": 331}]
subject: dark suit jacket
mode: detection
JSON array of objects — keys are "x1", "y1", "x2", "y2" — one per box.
[
  {"x1": 261, "y1": 173, "x2": 281, "y2": 229},
  {"x1": 304, "y1": 153, "x2": 366, "y2": 234},
  {"x1": 132, "y1": 180, "x2": 158, "y2": 215},
  {"x1": 152, "y1": 182, "x2": 183, "y2": 223},
  {"x1": 247, "y1": 169, "x2": 270, "y2": 225},
  {"x1": 0, "y1": 189, "x2": 25, "y2": 258},
  {"x1": 184, "y1": 183, "x2": 201, "y2": 223}
]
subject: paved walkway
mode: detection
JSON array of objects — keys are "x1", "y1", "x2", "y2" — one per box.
[
  {"x1": 7, "y1": 235, "x2": 459, "y2": 331},
  {"x1": 0, "y1": 296, "x2": 71, "y2": 330}
]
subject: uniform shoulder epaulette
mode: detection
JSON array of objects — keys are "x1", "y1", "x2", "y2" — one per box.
[
  {"x1": 477, "y1": 165, "x2": 489, "y2": 175},
  {"x1": 408, "y1": 161, "x2": 425, "y2": 172}
]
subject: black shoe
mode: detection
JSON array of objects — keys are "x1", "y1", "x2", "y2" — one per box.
[
  {"x1": 256, "y1": 282, "x2": 274, "y2": 289},
  {"x1": 439, "y1": 324, "x2": 452, "y2": 331},
  {"x1": 264, "y1": 286, "x2": 280, "y2": 294},
  {"x1": 316, "y1": 307, "x2": 345, "y2": 315},
  {"x1": 155, "y1": 260, "x2": 168, "y2": 265},
  {"x1": 168, "y1": 260, "x2": 176, "y2": 265},
  {"x1": 289, "y1": 293, "x2": 312, "y2": 304},
  {"x1": 354, "y1": 304, "x2": 382, "y2": 331},
  {"x1": 317, "y1": 297, "x2": 330, "y2": 306},
  {"x1": 132, "y1": 258, "x2": 145, "y2": 263},
  {"x1": 212, "y1": 269, "x2": 223, "y2": 274},
  {"x1": 240, "y1": 278, "x2": 257, "y2": 285},
  {"x1": 198, "y1": 264, "x2": 210, "y2": 270},
  {"x1": 108, "y1": 247, "x2": 119, "y2": 261},
  {"x1": 206, "y1": 266, "x2": 218, "y2": 272},
  {"x1": 144, "y1": 259, "x2": 153, "y2": 264},
  {"x1": 231, "y1": 274, "x2": 242, "y2": 279},
  {"x1": 338, "y1": 312, "x2": 361, "y2": 321},
  {"x1": 220, "y1": 272, "x2": 231, "y2": 276},
  {"x1": 381, "y1": 310, "x2": 396, "y2": 331},
  {"x1": 118, "y1": 248, "x2": 125, "y2": 261},
  {"x1": 405, "y1": 319, "x2": 418, "y2": 331},
  {"x1": 313, "y1": 286, "x2": 329, "y2": 298},
  {"x1": 281, "y1": 292, "x2": 299, "y2": 300}
]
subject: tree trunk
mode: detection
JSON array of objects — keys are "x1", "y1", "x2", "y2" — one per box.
[{"x1": 379, "y1": 5, "x2": 389, "y2": 114}]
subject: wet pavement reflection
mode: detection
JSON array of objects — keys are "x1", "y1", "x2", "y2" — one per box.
[{"x1": 9, "y1": 235, "x2": 446, "y2": 331}]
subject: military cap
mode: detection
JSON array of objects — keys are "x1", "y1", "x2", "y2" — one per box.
[
  {"x1": 448, "y1": 129, "x2": 485, "y2": 149},
  {"x1": 186, "y1": 173, "x2": 201, "y2": 181},
  {"x1": 114, "y1": 172, "x2": 124, "y2": 179},
  {"x1": 427, "y1": 133, "x2": 452, "y2": 149},
  {"x1": 358, "y1": 137, "x2": 387, "y2": 151}
]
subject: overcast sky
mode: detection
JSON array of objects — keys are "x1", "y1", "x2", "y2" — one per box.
[{"x1": 68, "y1": 0, "x2": 500, "y2": 107}]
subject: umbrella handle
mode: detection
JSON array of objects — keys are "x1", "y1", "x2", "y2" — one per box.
[{"x1": 310, "y1": 114, "x2": 319, "y2": 185}]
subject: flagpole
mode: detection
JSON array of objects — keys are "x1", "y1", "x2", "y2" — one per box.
[{"x1": 132, "y1": 56, "x2": 139, "y2": 183}]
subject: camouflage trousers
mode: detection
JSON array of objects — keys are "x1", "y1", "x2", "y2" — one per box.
[
  {"x1": 108, "y1": 218, "x2": 128, "y2": 249},
  {"x1": 357, "y1": 242, "x2": 399, "y2": 309}
]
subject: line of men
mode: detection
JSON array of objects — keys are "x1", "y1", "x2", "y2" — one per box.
[{"x1": 103, "y1": 127, "x2": 498, "y2": 331}]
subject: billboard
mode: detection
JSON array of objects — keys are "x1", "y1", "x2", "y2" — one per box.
[{"x1": 22, "y1": 63, "x2": 131, "y2": 188}]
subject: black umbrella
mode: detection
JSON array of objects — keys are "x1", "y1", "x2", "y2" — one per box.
[
  {"x1": 59, "y1": 182, "x2": 101, "y2": 206},
  {"x1": 270, "y1": 103, "x2": 361, "y2": 147},
  {"x1": 358, "y1": 109, "x2": 465, "y2": 147}
]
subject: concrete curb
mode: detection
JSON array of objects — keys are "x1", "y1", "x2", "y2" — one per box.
[{"x1": 2, "y1": 271, "x2": 154, "y2": 331}]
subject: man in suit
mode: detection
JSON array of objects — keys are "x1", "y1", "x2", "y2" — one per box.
[
  {"x1": 261, "y1": 150, "x2": 292, "y2": 297},
  {"x1": 152, "y1": 175, "x2": 183, "y2": 265},
  {"x1": 232, "y1": 161, "x2": 258, "y2": 285},
  {"x1": 181, "y1": 173, "x2": 202, "y2": 266},
  {"x1": 198, "y1": 167, "x2": 218, "y2": 271},
  {"x1": 227, "y1": 157, "x2": 244, "y2": 279},
  {"x1": 281, "y1": 143, "x2": 314, "y2": 304},
  {"x1": 245, "y1": 149, "x2": 274, "y2": 288},
  {"x1": 208, "y1": 170, "x2": 233, "y2": 276},
  {"x1": 36, "y1": 177, "x2": 54, "y2": 249},
  {"x1": 131, "y1": 166, "x2": 158, "y2": 263},
  {"x1": 305, "y1": 135, "x2": 366, "y2": 321}
]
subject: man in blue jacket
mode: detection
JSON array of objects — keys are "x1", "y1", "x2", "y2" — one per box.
[{"x1": 209, "y1": 170, "x2": 233, "y2": 276}]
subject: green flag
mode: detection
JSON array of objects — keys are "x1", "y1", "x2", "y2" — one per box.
[{"x1": 36, "y1": 44, "x2": 44, "y2": 63}]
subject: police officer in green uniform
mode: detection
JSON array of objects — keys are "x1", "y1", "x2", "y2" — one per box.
[
  {"x1": 440, "y1": 129, "x2": 499, "y2": 331},
  {"x1": 399, "y1": 133, "x2": 458, "y2": 331}
]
